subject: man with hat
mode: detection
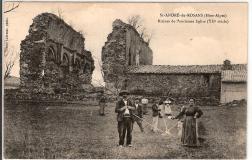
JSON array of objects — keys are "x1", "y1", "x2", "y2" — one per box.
[{"x1": 115, "y1": 90, "x2": 135, "y2": 147}]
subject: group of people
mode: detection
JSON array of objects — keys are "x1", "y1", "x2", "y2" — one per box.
[
  {"x1": 115, "y1": 91, "x2": 145, "y2": 147},
  {"x1": 151, "y1": 98, "x2": 203, "y2": 147},
  {"x1": 100, "y1": 90, "x2": 204, "y2": 148}
]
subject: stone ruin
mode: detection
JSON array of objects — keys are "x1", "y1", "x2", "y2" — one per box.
[
  {"x1": 101, "y1": 19, "x2": 153, "y2": 94},
  {"x1": 19, "y1": 13, "x2": 95, "y2": 95},
  {"x1": 101, "y1": 19, "x2": 247, "y2": 105}
]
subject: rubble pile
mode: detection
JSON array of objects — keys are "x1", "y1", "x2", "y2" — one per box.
[{"x1": 222, "y1": 99, "x2": 247, "y2": 107}]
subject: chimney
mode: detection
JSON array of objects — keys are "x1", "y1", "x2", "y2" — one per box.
[{"x1": 222, "y1": 59, "x2": 232, "y2": 70}]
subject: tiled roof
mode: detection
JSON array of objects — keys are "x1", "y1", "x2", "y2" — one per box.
[
  {"x1": 222, "y1": 70, "x2": 247, "y2": 82},
  {"x1": 128, "y1": 64, "x2": 247, "y2": 74}
]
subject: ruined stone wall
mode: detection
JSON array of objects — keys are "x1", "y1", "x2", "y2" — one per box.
[
  {"x1": 126, "y1": 27, "x2": 153, "y2": 65},
  {"x1": 102, "y1": 19, "x2": 153, "y2": 91},
  {"x1": 102, "y1": 19, "x2": 127, "y2": 83},
  {"x1": 20, "y1": 13, "x2": 94, "y2": 93},
  {"x1": 126, "y1": 73, "x2": 221, "y2": 104}
]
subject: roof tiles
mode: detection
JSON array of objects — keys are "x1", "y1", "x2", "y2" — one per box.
[
  {"x1": 222, "y1": 70, "x2": 247, "y2": 82},
  {"x1": 128, "y1": 64, "x2": 247, "y2": 74}
]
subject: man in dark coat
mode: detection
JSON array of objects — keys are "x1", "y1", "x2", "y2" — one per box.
[
  {"x1": 115, "y1": 90, "x2": 135, "y2": 147},
  {"x1": 132, "y1": 98, "x2": 144, "y2": 132}
]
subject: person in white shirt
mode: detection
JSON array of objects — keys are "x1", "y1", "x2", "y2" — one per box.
[
  {"x1": 141, "y1": 97, "x2": 149, "y2": 115},
  {"x1": 163, "y1": 100, "x2": 173, "y2": 133}
]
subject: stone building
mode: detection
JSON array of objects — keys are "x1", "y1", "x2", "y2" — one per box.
[
  {"x1": 20, "y1": 13, "x2": 94, "y2": 94},
  {"x1": 102, "y1": 19, "x2": 247, "y2": 104},
  {"x1": 127, "y1": 61, "x2": 246, "y2": 104},
  {"x1": 221, "y1": 70, "x2": 247, "y2": 103}
]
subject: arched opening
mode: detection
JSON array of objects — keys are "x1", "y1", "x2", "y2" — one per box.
[
  {"x1": 128, "y1": 51, "x2": 132, "y2": 65},
  {"x1": 136, "y1": 52, "x2": 140, "y2": 66},
  {"x1": 74, "y1": 59, "x2": 81, "y2": 73},
  {"x1": 46, "y1": 46, "x2": 56, "y2": 62},
  {"x1": 61, "y1": 53, "x2": 69, "y2": 75},
  {"x1": 83, "y1": 63, "x2": 91, "y2": 74}
]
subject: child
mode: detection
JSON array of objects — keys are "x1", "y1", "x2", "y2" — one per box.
[
  {"x1": 158, "y1": 100, "x2": 164, "y2": 118},
  {"x1": 141, "y1": 97, "x2": 149, "y2": 115},
  {"x1": 177, "y1": 106, "x2": 185, "y2": 137},
  {"x1": 152, "y1": 100, "x2": 161, "y2": 132}
]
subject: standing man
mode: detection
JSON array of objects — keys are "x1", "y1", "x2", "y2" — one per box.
[
  {"x1": 132, "y1": 98, "x2": 144, "y2": 132},
  {"x1": 115, "y1": 90, "x2": 135, "y2": 147},
  {"x1": 99, "y1": 91, "x2": 107, "y2": 116}
]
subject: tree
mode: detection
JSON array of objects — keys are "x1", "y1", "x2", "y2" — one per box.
[
  {"x1": 4, "y1": 2, "x2": 20, "y2": 79},
  {"x1": 57, "y1": 8, "x2": 64, "y2": 20},
  {"x1": 4, "y1": 47, "x2": 18, "y2": 79},
  {"x1": 4, "y1": 2, "x2": 21, "y2": 13},
  {"x1": 127, "y1": 15, "x2": 153, "y2": 45},
  {"x1": 127, "y1": 15, "x2": 143, "y2": 29}
]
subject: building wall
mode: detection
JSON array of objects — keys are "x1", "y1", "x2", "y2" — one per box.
[
  {"x1": 221, "y1": 82, "x2": 247, "y2": 103},
  {"x1": 126, "y1": 73, "x2": 221, "y2": 101},
  {"x1": 126, "y1": 28, "x2": 153, "y2": 65},
  {"x1": 45, "y1": 16, "x2": 85, "y2": 54},
  {"x1": 20, "y1": 13, "x2": 94, "y2": 93}
]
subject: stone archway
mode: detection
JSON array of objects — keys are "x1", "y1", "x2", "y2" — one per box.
[{"x1": 46, "y1": 46, "x2": 56, "y2": 62}]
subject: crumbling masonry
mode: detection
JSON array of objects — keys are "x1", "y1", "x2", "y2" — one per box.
[
  {"x1": 102, "y1": 19, "x2": 153, "y2": 93},
  {"x1": 20, "y1": 13, "x2": 94, "y2": 94}
]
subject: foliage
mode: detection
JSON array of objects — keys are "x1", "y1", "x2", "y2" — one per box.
[
  {"x1": 4, "y1": 47, "x2": 18, "y2": 79},
  {"x1": 127, "y1": 15, "x2": 154, "y2": 45}
]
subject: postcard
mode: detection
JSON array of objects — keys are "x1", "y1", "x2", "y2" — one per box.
[{"x1": 3, "y1": 1, "x2": 248, "y2": 159}]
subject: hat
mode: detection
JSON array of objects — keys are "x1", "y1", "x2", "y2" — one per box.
[
  {"x1": 164, "y1": 100, "x2": 171, "y2": 104},
  {"x1": 119, "y1": 90, "x2": 129, "y2": 96}
]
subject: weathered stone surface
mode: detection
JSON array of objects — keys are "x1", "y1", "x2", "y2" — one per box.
[
  {"x1": 126, "y1": 73, "x2": 221, "y2": 96},
  {"x1": 126, "y1": 73, "x2": 221, "y2": 105},
  {"x1": 102, "y1": 19, "x2": 153, "y2": 92},
  {"x1": 20, "y1": 13, "x2": 94, "y2": 94},
  {"x1": 101, "y1": 20, "x2": 246, "y2": 105}
]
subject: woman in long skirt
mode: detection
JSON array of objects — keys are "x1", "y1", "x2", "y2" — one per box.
[{"x1": 172, "y1": 98, "x2": 203, "y2": 147}]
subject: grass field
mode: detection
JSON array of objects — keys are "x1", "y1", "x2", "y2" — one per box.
[{"x1": 4, "y1": 102, "x2": 246, "y2": 159}]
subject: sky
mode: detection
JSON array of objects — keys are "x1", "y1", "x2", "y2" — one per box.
[{"x1": 3, "y1": 2, "x2": 248, "y2": 85}]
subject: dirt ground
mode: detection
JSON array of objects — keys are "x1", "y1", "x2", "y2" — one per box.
[{"x1": 4, "y1": 102, "x2": 246, "y2": 159}]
